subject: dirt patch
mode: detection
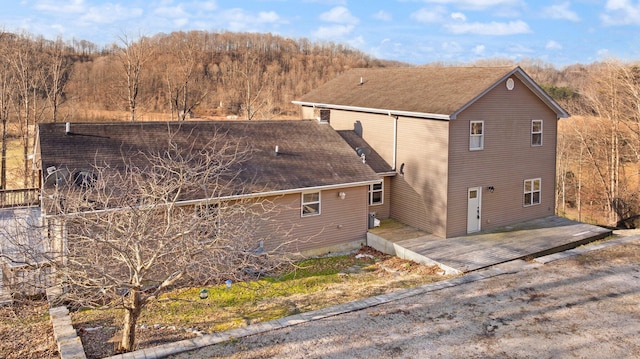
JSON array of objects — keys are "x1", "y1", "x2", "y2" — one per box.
[
  {"x1": 168, "y1": 238, "x2": 640, "y2": 359},
  {"x1": 0, "y1": 300, "x2": 58, "y2": 359},
  {"x1": 75, "y1": 321, "x2": 199, "y2": 359}
]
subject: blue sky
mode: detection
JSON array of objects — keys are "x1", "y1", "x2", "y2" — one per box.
[{"x1": 4, "y1": 0, "x2": 640, "y2": 67}]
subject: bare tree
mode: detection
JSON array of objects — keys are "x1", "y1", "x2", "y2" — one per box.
[
  {"x1": 41, "y1": 37, "x2": 73, "y2": 123},
  {"x1": 558, "y1": 60, "x2": 640, "y2": 226},
  {"x1": 0, "y1": 31, "x2": 15, "y2": 189},
  {"x1": 3, "y1": 33, "x2": 53, "y2": 188},
  {"x1": 223, "y1": 45, "x2": 274, "y2": 120},
  {"x1": 162, "y1": 32, "x2": 209, "y2": 121},
  {"x1": 113, "y1": 33, "x2": 155, "y2": 121},
  {"x1": 34, "y1": 129, "x2": 292, "y2": 352}
]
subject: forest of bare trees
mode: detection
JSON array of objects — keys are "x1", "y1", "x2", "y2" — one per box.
[
  {"x1": 1, "y1": 29, "x2": 640, "y2": 228},
  {"x1": 0, "y1": 30, "x2": 389, "y2": 189}
]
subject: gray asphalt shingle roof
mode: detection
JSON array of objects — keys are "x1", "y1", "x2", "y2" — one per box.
[
  {"x1": 337, "y1": 130, "x2": 393, "y2": 174},
  {"x1": 37, "y1": 120, "x2": 380, "y2": 201},
  {"x1": 296, "y1": 66, "x2": 568, "y2": 119}
]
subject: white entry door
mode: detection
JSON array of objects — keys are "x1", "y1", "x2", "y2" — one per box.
[{"x1": 467, "y1": 187, "x2": 481, "y2": 233}]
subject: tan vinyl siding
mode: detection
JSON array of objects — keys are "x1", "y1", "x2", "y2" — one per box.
[
  {"x1": 393, "y1": 117, "x2": 449, "y2": 236},
  {"x1": 264, "y1": 187, "x2": 369, "y2": 253},
  {"x1": 368, "y1": 176, "x2": 391, "y2": 219},
  {"x1": 301, "y1": 106, "x2": 315, "y2": 120},
  {"x1": 328, "y1": 110, "x2": 396, "y2": 167},
  {"x1": 447, "y1": 75, "x2": 557, "y2": 237}
]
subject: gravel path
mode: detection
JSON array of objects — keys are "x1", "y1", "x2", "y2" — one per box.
[{"x1": 170, "y1": 236, "x2": 640, "y2": 359}]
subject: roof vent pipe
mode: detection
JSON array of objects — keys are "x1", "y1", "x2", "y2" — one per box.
[
  {"x1": 65, "y1": 122, "x2": 71, "y2": 135},
  {"x1": 274, "y1": 145, "x2": 279, "y2": 156}
]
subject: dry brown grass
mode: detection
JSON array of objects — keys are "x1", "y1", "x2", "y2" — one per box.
[{"x1": 0, "y1": 300, "x2": 58, "y2": 359}]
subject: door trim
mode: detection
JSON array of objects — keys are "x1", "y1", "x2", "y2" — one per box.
[{"x1": 467, "y1": 187, "x2": 482, "y2": 234}]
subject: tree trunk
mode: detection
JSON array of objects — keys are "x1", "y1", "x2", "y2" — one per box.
[
  {"x1": 1, "y1": 114, "x2": 6, "y2": 189},
  {"x1": 120, "y1": 289, "x2": 142, "y2": 352}
]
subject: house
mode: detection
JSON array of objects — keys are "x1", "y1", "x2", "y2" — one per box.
[
  {"x1": 293, "y1": 66, "x2": 569, "y2": 238},
  {"x1": 34, "y1": 120, "x2": 381, "y2": 255}
]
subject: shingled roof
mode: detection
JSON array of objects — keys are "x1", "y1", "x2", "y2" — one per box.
[
  {"x1": 36, "y1": 120, "x2": 380, "y2": 203},
  {"x1": 294, "y1": 66, "x2": 568, "y2": 120},
  {"x1": 337, "y1": 130, "x2": 393, "y2": 174}
]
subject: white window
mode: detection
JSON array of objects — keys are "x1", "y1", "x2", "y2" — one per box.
[
  {"x1": 470, "y1": 121, "x2": 484, "y2": 150},
  {"x1": 524, "y1": 178, "x2": 541, "y2": 206},
  {"x1": 301, "y1": 192, "x2": 321, "y2": 217},
  {"x1": 531, "y1": 120, "x2": 543, "y2": 146},
  {"x1": 369, "y1": 181, "x2": 383, "y2": 205}
]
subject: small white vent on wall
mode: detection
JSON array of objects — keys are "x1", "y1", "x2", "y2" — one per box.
[{"x1": 506, "y1": 78, "x2": 515, "y2": 90}]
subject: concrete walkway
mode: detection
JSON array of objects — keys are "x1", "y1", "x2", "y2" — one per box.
[
  {"x1": 367, "y1": 216, "x2": 612, "y2": 274},
  {"x1": 105, "y1": 234, "x2": 640, "y2": 359}
]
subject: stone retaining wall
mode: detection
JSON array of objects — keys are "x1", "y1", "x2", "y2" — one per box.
[{"x1": 46, "y1": 286, "x2": 86, "y2": 359}]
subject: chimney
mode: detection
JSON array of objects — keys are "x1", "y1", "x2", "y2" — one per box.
[{"x1": 65, "y1": 122, "x2": 71, "y2": 135}]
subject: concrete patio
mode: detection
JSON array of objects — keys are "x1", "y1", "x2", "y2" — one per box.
[{"x1": 367, "y1": 216, "x2": 612, "y2": 274}]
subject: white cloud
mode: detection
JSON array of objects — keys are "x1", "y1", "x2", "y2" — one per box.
[
  {"x1": 473, "y1": 44, "x2": 486, "y2": 54},
  {"x1": 506, "y1": 43, "x2": 534, "y2": 54},
  {"x1": 542, "y1": 2, "x2": 580, "y2": 22},
  {"x1": 411, "y1": 7, "x2": 447, "y2": 23},
  {"x1": 174, "y1": 18, "x2": 189, "y2": 27},
  {"x1": 451, "y1": 12, "x2": 467, "y2": 21},
  {"x1": 373, "y1": 10, "x2": 392, "y2": 21},
  {"x1": 422, "y1": 0, "x2": 520, "y2": 10},
  {"x1": 347, "y1": 35, "x2": 366, "y2": 48},
  {"x1": 154, "y1": 5, "x2": 189, "y2": 18},
  {"x1": 546, "y1": 40, "x2": 562, "y2": 50},
  {"x1": 446, "y1": 20, "x2": 531, "y2": 35},
  {"x1": 442, "y1": 41, "x2": 463, "y2": 53},
  {"x1": 257, "y1": 11, "x2": 280, "y2": 23},
  {"x1": 319, "y1": 6, "x2": 359, "y2": 24},
  {"x1": 223, "y1": 8, "x2": 283, "y2": 31},
  {"x1": 312, "y1": 24, "x2": 355, "y2": 38},
  {"x1": 34, "y1": 0, "x2": 85, "y2": 13},
  {"x1": 304, "y1": 0, "x2": 347, "y2": 4},
  {"x1": 80, "y1": 4, "x2": 143, "y2": 25},
  {"x1": 194, "y1": 1, "x2": 217, "y2": 12},
  {"x1": 597, "y1": 48, "x2": 612, "y2": 58},
  {"x1": 602, "y1": 0, "x2": 640, "y2": 25}
]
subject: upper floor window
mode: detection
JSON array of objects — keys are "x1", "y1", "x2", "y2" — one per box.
[
  {"x1": 524, "y1": 178, "x2": 541, "y2": 206},
  {"x1": 531, "y1": 120, "x2": 543, "y2": 146},
  {"x1": 369, "y1": 181, "x2": 383, "y2": 205},
  {"x1": 470, "y1": 121, "x2": 484, "y2": 151},
  {"x1": 301, "y1": 191, "x2": 321, "y2": 217},
  {"x1": 319, "y1": 109, "x2": 330, "y2": 123}
]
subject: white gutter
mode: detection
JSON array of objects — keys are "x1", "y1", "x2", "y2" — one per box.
[
  {"x1": 292, "y1": 101, "x2": 451, "y2": 121},
  {"x1": 43, "y1": 179, "x2": 381, "y2": 218}
]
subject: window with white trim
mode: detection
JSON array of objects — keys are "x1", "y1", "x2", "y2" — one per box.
[
  {"x1": 524, "y1": 178, "x2": 541, "y2": 206},
  {"x1": 531, "y1": 120, "x2": 543, "y2": 146},
  {"x1": 469, "y1": 121, "x2": 484, "y2": 150},
  {"x1": 369, "y1": 181, "x2": 383, "y2": 205},
  {"x1": 301, "y1": 191, "x2": 321, "y2": 217}
]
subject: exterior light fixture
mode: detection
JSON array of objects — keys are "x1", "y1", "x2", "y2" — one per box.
[
  {"x1": 339, "y1": 191, "x2": 346, "y2": 200},
  {"x1": 199, "y1": 289, "x2": 209, "y2": 299},
  {"x1": 487, "y1": 186, "x2": 495, "y2": 193}
]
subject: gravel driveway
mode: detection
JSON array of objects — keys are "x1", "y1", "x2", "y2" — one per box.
[{"x1": 171, "y1": 235, "x2": 640, "y2": 359}]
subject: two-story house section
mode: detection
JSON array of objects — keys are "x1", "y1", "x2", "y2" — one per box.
[{"x1": 294, "y1": 66, "x2": 569, "y2": 238}]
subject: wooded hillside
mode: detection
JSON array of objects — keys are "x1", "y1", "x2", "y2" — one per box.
[
  {"x1": 1, "y1": 30, "x2": 638, "y2": 228},
  {"x1": 0, "y1": 30, "x2": 397, "y2": 188}
]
